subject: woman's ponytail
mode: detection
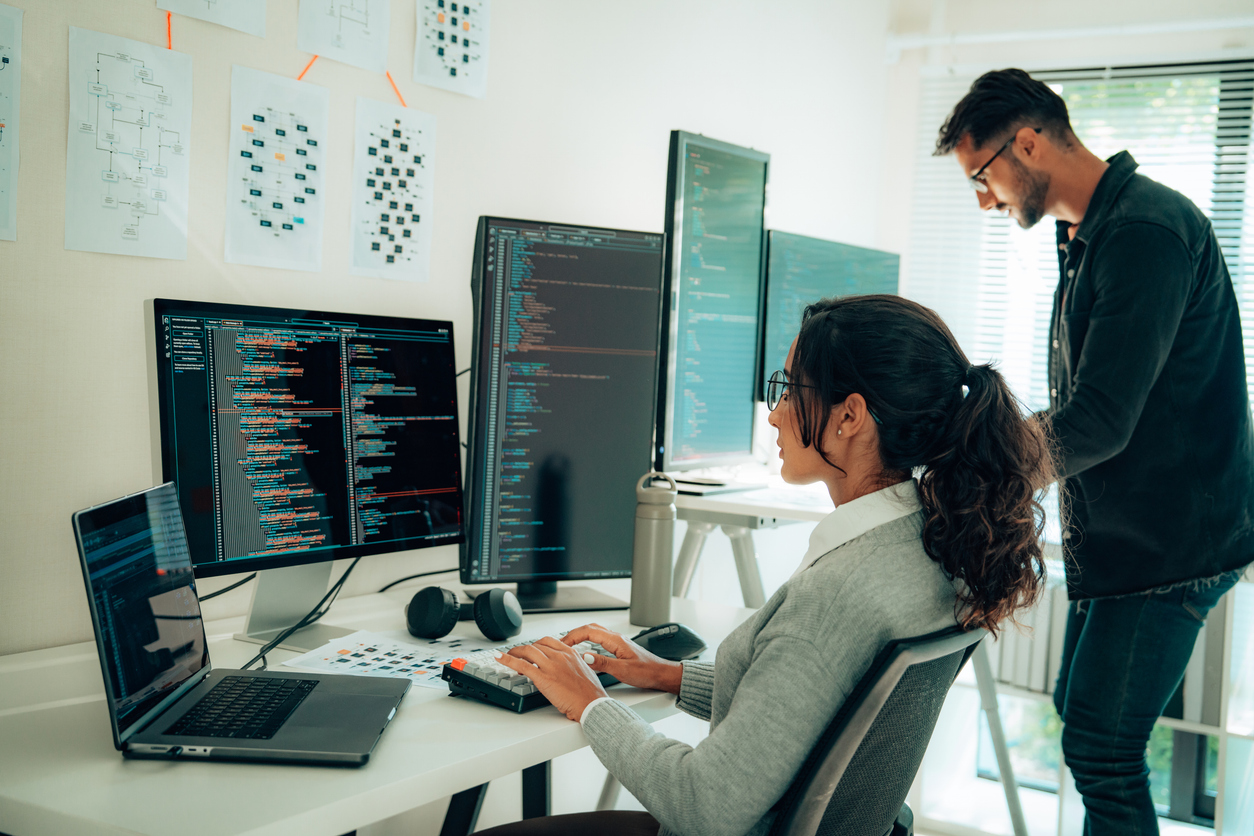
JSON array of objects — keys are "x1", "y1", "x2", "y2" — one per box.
[
  {"x1": 791, "y1": 296, "x2": 1056, "y2": 635},
  {"x1": 916, "y1": 363, "x2": 1052, "y2": 633}
]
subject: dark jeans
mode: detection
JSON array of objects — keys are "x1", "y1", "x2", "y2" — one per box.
[
  {"x1": 1052, "y1": 570, "x2": 1241, "y2": 835},
  {"x1": 474, "y1": 811, "x2": 660, "y2": 835}
]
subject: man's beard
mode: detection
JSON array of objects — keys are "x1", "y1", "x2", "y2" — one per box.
[{"x1": 1009, "y1": 156, "x2": 1050, "y2": 229}]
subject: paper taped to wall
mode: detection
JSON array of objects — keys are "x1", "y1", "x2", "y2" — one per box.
[
  {"x1": 158, "y1": 0, "x2": 267, "y2": 39},
  {"x1": 413, "y1": 0, "x2": 489, "y2": 99},
  {"x1": 351, "y1": 96, "x2": 435, "y2": 281},
  {"x1": 0, "y1": 3, "x2": 21, "y2": 242},
  {"x1": 64, "y1": 27, "x2": 193, "y2": 260},
  {"x1": 298, "y1": 0, "x2": 390, "y2": 74},
  {"x1": 223, "y1": 65, "x2": 329, "y2": 272}
]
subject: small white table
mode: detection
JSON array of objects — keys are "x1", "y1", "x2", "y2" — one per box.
[{"x1": 0, "y1": 592, "x2": 752, "y2": 836}]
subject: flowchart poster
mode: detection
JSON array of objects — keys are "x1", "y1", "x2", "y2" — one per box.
[
  {"x1": 158, "y1": 0, "x2": 267, "y2": 39},
  {"x1": 413, "y1": 0, "x2": 489, "y2": 99},
  {"x1": 64, "y1": 27, "x2": 192, "y2": 260},
  {"x1": 351, "y1": 96, "x2": 435, "y2": 281},
  {"x1": 0, "y1": 3, "x2": 22, "y2": 241},
  {"x1": 224, "y1": 66, "x2": 329, "y2": 272},
  {"x1": 297, "y1": 0, "x2": 390, "y2": 74}
]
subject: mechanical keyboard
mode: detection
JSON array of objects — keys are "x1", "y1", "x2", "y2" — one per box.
[{"x1": 442, "y1": 636, "x2": 618, "y2": 713}]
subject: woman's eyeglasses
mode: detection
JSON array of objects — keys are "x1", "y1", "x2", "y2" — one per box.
[
  {"x1": 765, "y1": 369, "x2": 883, "y2": 425},
  {"x1": 765, "y1": 369, "x2": 818, "y2": 411}
]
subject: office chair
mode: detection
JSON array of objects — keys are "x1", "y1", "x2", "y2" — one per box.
[{"x1": 767, "y1": 625, "x2": 986, "y2": 836}]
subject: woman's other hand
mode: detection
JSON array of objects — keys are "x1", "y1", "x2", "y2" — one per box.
[{"x1": 561, "y1": 624, "x2": 684, "y2": 695}]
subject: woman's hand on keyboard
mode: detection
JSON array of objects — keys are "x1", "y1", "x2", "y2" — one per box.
[
  {"x1": 495, "y1": 637, "x2": 609, "y2": 722},
  {"x1": 560, "y1": 625, "x2": 684, "y2": 695}
]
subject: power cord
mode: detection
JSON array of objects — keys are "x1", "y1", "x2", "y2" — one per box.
[
  {"x1": 377, "y1": 567, "x2": 459, "y2": 593},
  {"x1": 239, "y1": 558, "x2": 361, "y2": 671},
  {"x1": 199, "y1": 573, "x2": 257, "y2": 601}
]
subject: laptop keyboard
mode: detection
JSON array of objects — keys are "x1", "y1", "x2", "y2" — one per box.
[{"x1": 165, "y1": 676, "x2": 317, "y2": 739}]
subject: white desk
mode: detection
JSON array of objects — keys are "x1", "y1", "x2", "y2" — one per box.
[{"x1": 0, "y1": 592, "x2": 752, "y2": 836}]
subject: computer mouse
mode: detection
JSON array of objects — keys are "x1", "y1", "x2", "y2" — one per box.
[{"x1": 631, "y1": 623, "x2": 707, "y2": 661}]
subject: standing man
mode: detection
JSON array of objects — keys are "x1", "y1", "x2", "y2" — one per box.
[{"x1": 935, "y1": 69, "x2": 1253, "y2": 833}]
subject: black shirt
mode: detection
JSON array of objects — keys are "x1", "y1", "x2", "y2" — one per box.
[{"x1": 1049, "y1": 151, "x2": 1254, "y2": 598}]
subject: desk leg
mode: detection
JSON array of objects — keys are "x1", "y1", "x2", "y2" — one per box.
[
  {"x1": 673, "y1": 521, "x2": 716, "y2": 597},
  {"x1": 596, "y1": 773, "x2": 622, "y2": 811},
  {"x1": 522, "y1": 761, "x2": 551, "y2": 819},
  {"x1": 723, "y1": 525, "x2": 766, "y2": 609},
  {"x1": 972, "y1": 642, "x2": 1028, "y2": 836},
  {"x1": 440, "y1": 783, "x2": 487, "y2": 836}
]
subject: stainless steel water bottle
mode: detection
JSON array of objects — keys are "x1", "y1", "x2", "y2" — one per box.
[{"x1": 630, "y1": 472, "x2": 677, "y2": 627}]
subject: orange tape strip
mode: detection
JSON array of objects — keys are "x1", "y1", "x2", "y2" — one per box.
[
  {"x1": 386, "y1": 71, "x2": 407, "y2": 108},
  {"x1": 166, "y1": 11, "x2": 172, "y2": 49},
  {"x1": 297, "y1": 55, "x2": 319, "y2": 81}
]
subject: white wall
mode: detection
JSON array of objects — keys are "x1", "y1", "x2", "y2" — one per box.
[
  {"x1": 878, "y1": 0, "x2": 1254, "y2": 287},
  {"x1": 0, "y1": 0, "x2": 893, "y2": 655}
]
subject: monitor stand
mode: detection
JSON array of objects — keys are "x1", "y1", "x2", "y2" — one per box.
[
  {"x1": 469, "y1": 581, "x2": 628, "y2": 613},
  {"x1": 234, "y1": 562, "x2": 354, "y2": 653}
]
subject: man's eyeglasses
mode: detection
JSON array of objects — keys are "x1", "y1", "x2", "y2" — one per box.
[
  {"x1": 765, "y1": 369, "x2": 819, "y2": 411},
  {"x1": 968, "y1": 128, "x2": 1040, "y2": 194}
]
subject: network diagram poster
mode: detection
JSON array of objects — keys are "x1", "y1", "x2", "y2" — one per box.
[
  {"x1": 64, "y1": 27, "x2": 192, "y2": 260},
  {"x1": 224, "y1": 66, "x2": 329, "y2": 272},
  {"x1": 297, "y1": 0, "x2": 390, "y2": 74},
  {"x1": 413, "y1": 0, "x2": 489, "y2": 99},
  {"x1": 0, "y1": 3, "x2": 22, "y2": 242},
  {"x1": 158, "y1": 0, "x2": 267, "y2": 39},
  {"x1": 351, "y1": 96, "x2": 435, "y2": 281}
]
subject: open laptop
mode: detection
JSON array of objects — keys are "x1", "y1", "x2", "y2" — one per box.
[{"x1": 72, "y1": 483, "x2": 410, "y2": 765}]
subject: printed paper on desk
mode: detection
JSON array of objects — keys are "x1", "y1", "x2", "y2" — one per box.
[{"x1": 283, "y1": 630, "x2": 503, "y2": 690}]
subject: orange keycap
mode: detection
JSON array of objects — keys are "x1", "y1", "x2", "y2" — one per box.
[{"x1": 449, "y1": 658, "x2": 467, "y2": 670}]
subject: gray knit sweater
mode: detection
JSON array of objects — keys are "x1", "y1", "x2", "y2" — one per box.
[{"x1": 582, "y1": 511, "x2": 961, "y2": 836}]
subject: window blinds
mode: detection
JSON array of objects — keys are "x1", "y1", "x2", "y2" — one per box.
[{"x1": 906, "y1": 60, "x2": 1254, "y2": 412}]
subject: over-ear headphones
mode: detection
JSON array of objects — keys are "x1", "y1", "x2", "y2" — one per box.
[{"x1": 405, "y1": 586, "x2": 524, "y2": 642}]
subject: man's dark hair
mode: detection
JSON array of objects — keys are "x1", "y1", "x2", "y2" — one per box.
[{"x1": 934, "y1": 68, "x2": 1074, "y2": 156}]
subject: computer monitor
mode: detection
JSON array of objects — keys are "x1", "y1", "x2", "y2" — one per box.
[
  {"x1": 656, "y1": 131, "x2": 769, "y2": 472},
  {"x1": 464, "y1": 217, "x2": 664, "y2": 612},
  {"x1": 149, "y1": 298, "x2": 464, "y2": 650},
  {"x1": 760, "y1": 231, "x2": 900, "y2": 389}
]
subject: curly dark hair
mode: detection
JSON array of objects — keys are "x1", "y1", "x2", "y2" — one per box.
[
  {"x1": 789, "y1": 295, "x2": 1054, "y2": 634},
  {"x1": 934, "y1": 68, "x2": 1074, "y2": 156}
]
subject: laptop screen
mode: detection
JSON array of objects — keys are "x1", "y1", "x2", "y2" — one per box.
[{"x1": 74, "y1": 484, "x2": 208, "y2": 740}]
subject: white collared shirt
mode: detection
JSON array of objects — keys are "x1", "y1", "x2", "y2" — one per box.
[{"x1": 790, "y1": 480, "x2": 922, "y2": 578}]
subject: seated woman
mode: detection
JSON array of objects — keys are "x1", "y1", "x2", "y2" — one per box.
[{"x1": 484, "y1": 295, "x2": 1055, "y2": 836}]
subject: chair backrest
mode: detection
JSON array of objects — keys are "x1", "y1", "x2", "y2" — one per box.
[{"x1": 768, "y1": 626, "x2": 986, "y2": 836}]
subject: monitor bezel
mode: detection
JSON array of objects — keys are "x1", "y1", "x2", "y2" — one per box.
[
  {"x1": 149, "y1": 297, "x2": 465, "y2": 580},
  {"x1": 462, "y1": 216, "x2": 666, "y2": 589},
  {"x1": 655, "y1": 130, "x2": 770, "y2": 473}
]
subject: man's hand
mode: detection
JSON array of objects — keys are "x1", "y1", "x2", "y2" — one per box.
[
  {"x1": 496, "y1": 637, "x2": 609, "y2": 722},
  {"x1": 560, "y1": 624, "x2": 684, "y2": 695}
]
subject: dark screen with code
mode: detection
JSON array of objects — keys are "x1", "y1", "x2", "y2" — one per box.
[{"x1": 153, "y1": 299, "x2": 464, "y2": 577}]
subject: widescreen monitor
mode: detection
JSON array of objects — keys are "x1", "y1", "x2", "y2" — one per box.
[
  {"x1": 150, "y1": 298, "x2": 463, "y2": 648},
  {"x1": 656, "y1": 131, "x2": 769, "y2": 472},
  {"x1": 464, "y1": 218, "x2": 664, "y2": 612},
  {"x1": 760, "y1": 231, "x2": 900, "y2": 389}
]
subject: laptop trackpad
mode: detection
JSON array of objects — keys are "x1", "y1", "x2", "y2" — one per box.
[{"x1": 283, "y1": 692, "x2": 398, "y2": 742}]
